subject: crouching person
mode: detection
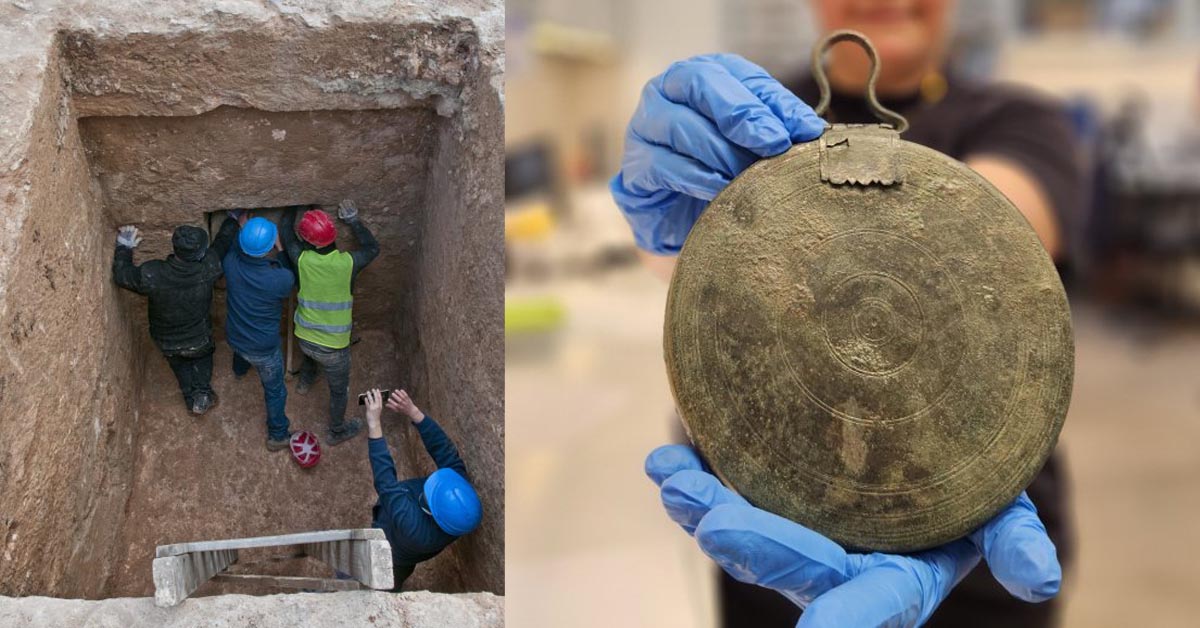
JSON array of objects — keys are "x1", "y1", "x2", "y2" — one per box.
[
  {"x1": 362, "y1": 388, "x2": 482, "y2": 590},
  {"x1": 112, "y1": 216, "x2": 238, "y2": 415}
]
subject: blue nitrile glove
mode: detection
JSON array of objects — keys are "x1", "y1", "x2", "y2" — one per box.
[
  {"x1": 611, "y1": 54, "x2": 826, "y2": 254},
  {"x1": 646, "y1": 444, "x2": 1061, "y2": 628}
]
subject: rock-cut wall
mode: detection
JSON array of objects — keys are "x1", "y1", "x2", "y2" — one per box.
[
  {"x1": 398, "y1": 54, "x2": 506, "y2": 595},
  {"x1": 0, "y1": 41, "x2": 143, "y2": 599}
]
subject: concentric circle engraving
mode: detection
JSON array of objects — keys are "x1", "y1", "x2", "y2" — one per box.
[
  {"x1": 665, "y1": 135, "x2": 1073, "y2": 552},
  {"x1": 778, "y1": 230, "x2": 965, "y2": 426}
]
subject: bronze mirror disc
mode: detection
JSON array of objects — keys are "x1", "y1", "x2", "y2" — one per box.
[{"x1": 664, "y1": 32, "x2": 1073, "y2": 553}]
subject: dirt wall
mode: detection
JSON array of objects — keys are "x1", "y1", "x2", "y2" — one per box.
[
  {"x1": 62, "y1": 19, "x2": 481, "y2": 118},
  {"x1": 79, "y1": 106, "x2": 440, "y2": 330},
  {"x1": 0, "y1": 44, "x2": 142, "y2": 598},
  {"x1": 401, "y1": 61, "x2": 505, "y2": 594}
]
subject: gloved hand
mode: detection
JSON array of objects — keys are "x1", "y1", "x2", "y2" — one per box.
[
  {"x1": 337, "y1": 199, "x2": 359, "y2": 223},
  {"x1": 227, "y1": 208, "x2": 247, "y2": 225},
  {"x1": 647, "y1": 444, "x2": 1061, "y2": 628},
  {"x1": 611, "y1": 54, "x2": 826, "y2": 254},
  {"x1": 116, "y1": 225, "x2": 142, "y2": 249}
]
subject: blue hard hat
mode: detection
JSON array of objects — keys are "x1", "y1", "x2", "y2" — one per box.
[
  {"x1": 423, "y1": 468, "x2": 482, "y2": 536},
  {"x1": 239, "y1": 217, "x2": 277, "y2": 257}
]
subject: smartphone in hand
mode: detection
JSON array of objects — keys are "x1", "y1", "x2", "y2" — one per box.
[{"x1": 357, "y1": 389, "x2": 395, "y2": 405}]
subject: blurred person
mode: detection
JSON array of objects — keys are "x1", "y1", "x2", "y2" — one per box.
[
  {"x1": 112, "y1": 214, "x2": 239, "y2": 416},
  {"x1": 610, "y1": 0, "x2": 1083, "y2": 626},
  {"x1": 362, "y1": 388, "x2": 482, "y2": 590},
  {"x1": 223, "y1": 215, "x2": 296, "y2": 451},
  {"x1": 280, "y1": 201, "x2": 380, "y2": 446}
]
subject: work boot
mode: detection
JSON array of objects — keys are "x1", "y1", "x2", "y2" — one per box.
[
  {"x1": 327, "y1": 418, "x2": 364, "y2": 446},
  {"x1": 266, "y1": 432, "x2": 293, "y2": 452},
  {"x1": 190, "y1": 391, "x2": 219, "y2": 416}
]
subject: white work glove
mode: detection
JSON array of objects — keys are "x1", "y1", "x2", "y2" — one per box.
[
  {"x1": 116, "y1": 225, "x2": 142, "y2": 249},
  {"x1": 337, "y1": 199, "x2": 359, "y2": 223}
]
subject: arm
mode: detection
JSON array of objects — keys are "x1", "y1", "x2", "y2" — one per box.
[
  {"x1": 628, "y1": 150, "x2": 1068, "y2": 279},
  {"x1": 338, "y1": 200, "x2": 380, "y2": 280},
  {"x1": 368, "y1": 436, "x2": 426, "y2": 533},
  {"x1": 960, "y1": 95, "x2": 1084, "y2": 263},
  {"x1": 967, "y1": 158, "x2": 1062, "y2": 258},
  {"x1": 386, "y1": 389, "x2": 467, "y2": 475},
  {"x1": 280, "y1": 206, "x2": 304, "y2": 269},
  {"x1": 630, "y1": 148, "x2": 1075, "y2": 280},
  {"x1": 412, "y1": 416, "x2": 467, "y2": 475},
  {"x1": 209, "y1": 215, "x2": 240, "y2": 260},
  {"x1": 112, "y1": 226, "x2": 149, "y2": 294},
  {"x1": 368, "y1": 436, "x2": 407, "y2": 497},
  {"x1": 363, "y1": 389, "x2": 430, "y2": 534},
  {"x1": 272, "y1": 265, "x2": 295, "y2": 299},
  {"x1": 347, "y1": 219, "x2": 379, "y2": 281}
]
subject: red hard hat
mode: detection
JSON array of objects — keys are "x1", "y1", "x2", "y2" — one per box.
[
  {"x1": 298, "y1": 210, "x2": 336, "y2": 247},
  {"x1": 290, "y1": 430, "x2": 321, "y2": 468}
]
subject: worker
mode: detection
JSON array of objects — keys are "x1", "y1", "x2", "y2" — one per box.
[
  {"x1": 610, "y1": 1, "x2": 1083, "y2": 627},
  {"x1": 112, "y1": 215, "x2": 239, "y2": 416},
  {"x1": 362, "y1": 388, "x2": 482, "y2": 589},
  {"x1": 223, "y1": 215, "x2": 296, "y2": 451},
  {"x1": 279, "y1": 201, "x2": 380, "y2": 446}
]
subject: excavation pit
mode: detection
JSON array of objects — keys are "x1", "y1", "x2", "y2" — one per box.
[{"x1": 0, "y1": 3, "x2": 503, "y2": 606}]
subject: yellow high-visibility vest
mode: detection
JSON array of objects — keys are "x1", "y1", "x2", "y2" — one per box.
[{"x1": 294, "y1": 249, "x2": 354, "y2": 348}]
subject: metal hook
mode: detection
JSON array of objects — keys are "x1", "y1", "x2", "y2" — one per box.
[{"x1": 812, "y1": 29, "x2": 910, "y2": 134}]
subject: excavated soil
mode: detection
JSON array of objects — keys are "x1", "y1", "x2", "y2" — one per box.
[{"x1": 108, "y1": 331, "x2": 464, "y2": 597}]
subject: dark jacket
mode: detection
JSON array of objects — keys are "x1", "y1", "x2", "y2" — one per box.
[
  {"x1": 280, "y1": 205, "x2": 380, "y2": 291},
  {"x1": 112, "y1": 218, "x2": 238, "y2": 355},
  {"x1": 221, "y1": 236, "x2": 295, "y2": 355},
  {"x1": 369, "y1": 415, "x2": 466, "y2": 586}
]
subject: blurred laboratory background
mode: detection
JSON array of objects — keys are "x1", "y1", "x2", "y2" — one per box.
[{"x1": 505, "y1": 1, "x2": 1200, "y2": 626}]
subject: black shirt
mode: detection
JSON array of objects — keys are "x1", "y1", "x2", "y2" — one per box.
[
  {"x1": 788, "y1": 74, "x2": 1085, "y2": 264},
  {"x1": 112, "y1": 217, "x2": 239, "y2": 355}
]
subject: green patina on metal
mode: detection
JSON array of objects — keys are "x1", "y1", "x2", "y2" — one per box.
[{"x1": 664, "y1": 30, "x2": 1073, "y2": 552}]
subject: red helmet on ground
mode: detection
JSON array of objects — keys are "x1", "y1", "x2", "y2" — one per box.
[
  {"x1": 298, "y1": 210, "x2": 336, "y2": 247},
  {"x1": 290, "y1": 430, "x2": 321, "y2": 468}
]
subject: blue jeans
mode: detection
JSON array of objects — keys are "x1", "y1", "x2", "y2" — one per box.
[
  {"x1": 232, "y1": 345, "x2": 290, "y2": 440},
  {"x1": 298, "y1": 338, "x2": 351, "y2": 432}
]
